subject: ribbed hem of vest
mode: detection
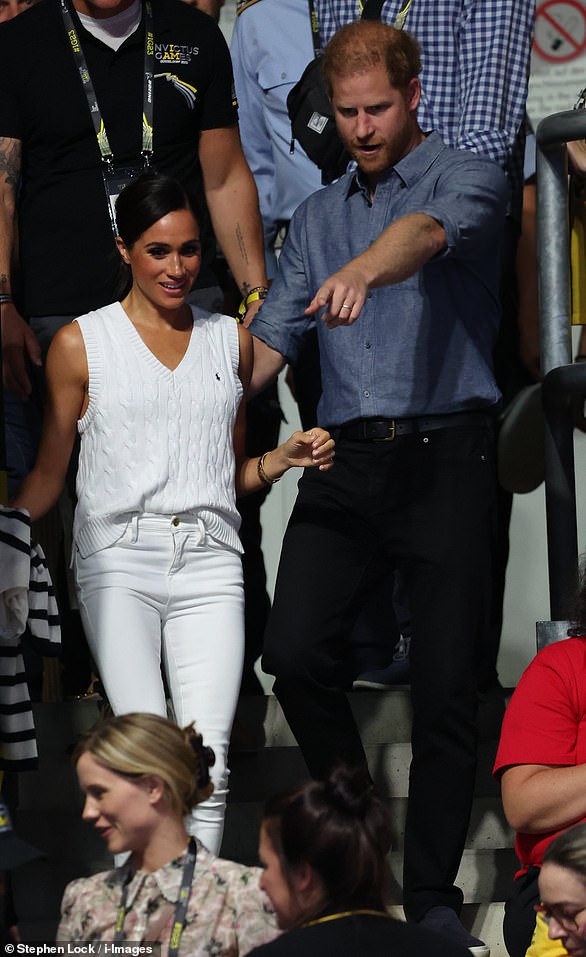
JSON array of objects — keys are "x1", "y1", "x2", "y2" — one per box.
[{"x1": 73, "y1": 509, "x2": 243, "y2": 558}]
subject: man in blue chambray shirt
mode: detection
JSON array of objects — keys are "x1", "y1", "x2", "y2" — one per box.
[
  {"x1": 314, "y1": 0, "x2": 535, "y2": 697},
  {"x1": 249, "y1": 21, "x2": 507, "y2": 957}
]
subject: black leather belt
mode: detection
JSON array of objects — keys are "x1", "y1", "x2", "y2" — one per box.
[{"x1": 336, "y1": 412, "x2": 493, "y2": 442}]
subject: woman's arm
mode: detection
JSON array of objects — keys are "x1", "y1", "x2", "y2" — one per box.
[
  {"x1": 11, "y1": 322, "x2": 87, "y2": 520},
  {"x1": 234, "y1": 324, "x2": 334, "y2": 497}
]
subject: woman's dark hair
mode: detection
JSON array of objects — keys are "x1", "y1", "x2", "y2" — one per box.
[
  {"x1": 115, "y1": 171, "x2": 193, "y2": 249},
  {"x1": 568, "y1": 560, "x2": 586, "y2": 637},
  {"x1": 262, "y1": 764, "x2": 391, "y2": 920}
]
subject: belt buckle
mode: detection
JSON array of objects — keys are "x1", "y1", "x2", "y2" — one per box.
[{"x1": 381, "y1": 419, "x2": 396, "y2": 441}]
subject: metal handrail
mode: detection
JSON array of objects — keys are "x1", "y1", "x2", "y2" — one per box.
[{"x1": 536, "y1": 110, "x2": 586, "y2": 633}]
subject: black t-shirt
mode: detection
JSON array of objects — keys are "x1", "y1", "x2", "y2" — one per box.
[
  {"x1": 0, "y1": 0, "x2": 238, "y2": 315},
  {"x1": 247, "y1": 914, "x2": 474, "y2": 957}
]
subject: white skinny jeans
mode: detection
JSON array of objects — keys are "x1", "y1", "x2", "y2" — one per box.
[{"x1": 74, "y1": 514, "x2": 245, "y2": 855}]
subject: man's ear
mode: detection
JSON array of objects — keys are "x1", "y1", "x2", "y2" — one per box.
[{"x1": 406, "y1": 77, "x2": 421, "y2": 113}]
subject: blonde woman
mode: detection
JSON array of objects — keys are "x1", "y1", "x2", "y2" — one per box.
[{"x1": 57, "y1": 712, "x2": 278, "y2": 954}]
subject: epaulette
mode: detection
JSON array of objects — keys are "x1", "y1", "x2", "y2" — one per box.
[{"x1": 236, "y1": 0, "x2": 263, "y2": 15}]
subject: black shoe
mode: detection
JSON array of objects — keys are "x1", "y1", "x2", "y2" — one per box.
[{"x1": 418, "y1": 906, "x2": 490, "y2": 957}]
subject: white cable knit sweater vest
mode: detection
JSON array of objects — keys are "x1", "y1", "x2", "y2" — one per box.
[{"x1": 72, "y1": 303, "x2": 243, "y2": 558}]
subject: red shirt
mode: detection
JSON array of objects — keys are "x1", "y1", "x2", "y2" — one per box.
[{"x1": 493, "y1": 636, "x2": 586, "y2": 873}]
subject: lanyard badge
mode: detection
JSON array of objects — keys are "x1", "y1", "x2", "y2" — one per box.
[
  {"x1": 115, "y1": 838, "x2": 197, "y2": 957},
  {"x1": 60, "y1": 0, "x2": 155, "y2": 234}
]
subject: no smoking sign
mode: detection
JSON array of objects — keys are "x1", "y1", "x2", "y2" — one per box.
[{"x1": 534, "y1": 0, "x2": 586, "y2": 63}]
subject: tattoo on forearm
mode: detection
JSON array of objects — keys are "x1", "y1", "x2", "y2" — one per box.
[
  {"x1": 0, "y1": 273, "x2": 8, "y2": 291},
  {"x1": 0, "y1": 138, "x2": 22, "y2": 191},
  {"x1": 235, "y1": 223, "x2": 249, "y2": 267}
]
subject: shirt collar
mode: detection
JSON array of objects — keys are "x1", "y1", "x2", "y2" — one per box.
[
  {"x1": 345, "y1": 130, "x2": 445, "y2": 200},
  {"x1": 119, "y1": 839, "x2": 212, "y2": 907}
]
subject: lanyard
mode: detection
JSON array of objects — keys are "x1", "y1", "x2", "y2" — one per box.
[
  {"x1": 114, "y1": 838, "x2": 197, "y2": 957},
  {"x1": 60, "y1": 0, "x2": 154, "y2": 166},
  {"x1": 303, "y1": 908, "x2": 393, "y2": 927},
  {"x1": 308, "y1": 0, "x2": 411, "y2": 57},
  {"x1": 358, "y1": 0, "x2": 412, "y2": 27}
]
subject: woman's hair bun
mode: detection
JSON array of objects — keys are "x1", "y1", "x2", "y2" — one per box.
[
  {"x1": 324, "y1": 764, "x2": 373, "y2": 816},
  {"x1": 184, "y1": 725, "x2": 215, "y2": 791}
]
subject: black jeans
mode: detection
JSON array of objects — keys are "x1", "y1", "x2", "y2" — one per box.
[
  {"x1": 503, "y1": 868, "x2": 541, "y2": 957},
  {"x1": 262, "y1": 423, "x2": 496, "y2": 920}
]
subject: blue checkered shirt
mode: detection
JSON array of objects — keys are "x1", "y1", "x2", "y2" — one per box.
[{"x1": 314, "y1": 0, "x2": 535, "y2": 221}]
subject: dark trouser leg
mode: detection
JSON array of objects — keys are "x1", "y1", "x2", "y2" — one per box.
[
  {"x1": 481, "y1": 217, "x2": 533, "y2": 691},
  {"x1": 237, "y1": 384, "x2": 282, "y2": 695},
  {"x1": 287, "y1": 334, "x2": 406, "y2": 680},
  {"x1": 287, "y1": 326, "x2": 322, "y2": 432},
  {"x1": 399, "y1": 426, "x2": 496, "y2": 920},
  {"x1": 262, "y1": 463, "x2": 386, "y2": 779},
  {"x1": 349, "y1": 569, "x2": 403, "y2": 676},
  {"x1": 264, "y1": 427, "x2": 495, "y2": 918},
  {"x1": 503, "y1": 869, "x2": 541, "y2": 957},
  {"x1": 480, "y1": 480, "x2": 513, "y2": 691},
  {"x1": 272, "y1": 677, "x2": 368, "y2": 778}
]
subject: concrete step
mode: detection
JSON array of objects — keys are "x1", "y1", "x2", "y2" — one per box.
[
  {"x1": 233, "y1": 687, "x2": 415, "y2": 747},
  {"x1": 466, "y1": 902, "x2": 507, "y2": 955},
  {"x1": 232, "y1": 685, "x2": 507, "y2": 749},
  {"x1": 222, "y1": 794, "x2": 514, "y2": 863},
  {"x1": 388, "y1": 848, "x2": 518, "y2": 905},
  {"x1": 228, "y1": 740, "x2": 502, "y2": 805},
  {"x1": 17, "y1": 692, "x2": 505, "y2": 809}
]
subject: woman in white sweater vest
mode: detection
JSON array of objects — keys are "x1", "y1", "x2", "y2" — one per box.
[{"x1": 12, "y1": 172, "x2": 334, "y2": 856}]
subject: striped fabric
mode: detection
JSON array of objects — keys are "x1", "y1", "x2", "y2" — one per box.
[
  {"x1": 314, "y1": 0, "x2": 535, "y2": 221},
  {"x1": 0, "y1": 507, "x2": 61, "y2": 770}
]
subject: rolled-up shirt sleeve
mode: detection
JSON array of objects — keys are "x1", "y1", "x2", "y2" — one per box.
[
  {"x1": 248, "y1": 207, "x2": 315, "y2": 363},
  {"x1": 417, "y1": 154, "x2": 508, "y2": 260}
]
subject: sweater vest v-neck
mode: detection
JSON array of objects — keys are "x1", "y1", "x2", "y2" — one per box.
[{"x1": 72, "y1": 303, "x2": 243, "y2": 558}]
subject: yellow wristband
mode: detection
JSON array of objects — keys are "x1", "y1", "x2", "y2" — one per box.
[{"x1": 237, "y1": 286, "x2": 269, "y2": 320}]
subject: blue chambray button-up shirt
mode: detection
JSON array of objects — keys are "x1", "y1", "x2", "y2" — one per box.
[{"x1": 250, "y1": 132, "x2": 508, "y2": 427}]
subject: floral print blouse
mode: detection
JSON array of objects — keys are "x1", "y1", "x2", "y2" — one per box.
[{"x1": 57, "y1": 840, "x2": 278, "y2": 956}]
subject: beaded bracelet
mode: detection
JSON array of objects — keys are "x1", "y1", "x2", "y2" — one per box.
[{"x1": 0, "y1": 294, "x2": 14, "y2": 304}]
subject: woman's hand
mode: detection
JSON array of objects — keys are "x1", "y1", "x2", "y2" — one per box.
[
  {"x1": 235, "y1": 427, "x2": 334, "y2": 497},
  {"x1": 258, "y1": 429, "x2": 335, "y2": 484},
  {"x1": 280, "y1": 428, "x2": 335, "y2": 471}
]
